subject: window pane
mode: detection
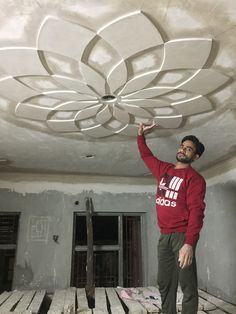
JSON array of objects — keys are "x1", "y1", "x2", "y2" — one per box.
[{"x1": 75, "y1": 215, "x2": 118, "y2": 246}]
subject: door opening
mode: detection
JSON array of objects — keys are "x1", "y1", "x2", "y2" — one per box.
[{"x1": 0, "y1": 213, "x2": 20, "y2": 292}]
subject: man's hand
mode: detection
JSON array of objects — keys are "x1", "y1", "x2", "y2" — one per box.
[
  {"x1": 178, "y1": 244, "x2": 193, "y2": 269},
  {"x1": 138, "y1": 122, "x2": 157, "y2": 135}
]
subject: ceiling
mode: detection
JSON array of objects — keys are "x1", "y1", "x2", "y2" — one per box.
[{"x1": 0, "y1": 0, "x2": 235, "y2": 177}]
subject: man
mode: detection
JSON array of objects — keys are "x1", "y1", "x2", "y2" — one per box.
[{"x1": 137, "y1": 122, "x2": 206, "y2": 314}]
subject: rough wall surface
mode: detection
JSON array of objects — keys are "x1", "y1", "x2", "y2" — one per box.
[
  {"x1": 197, "y1": 182, "x2": 236, "y2": 304},
  {"x1": 0, "y1": 171, "x2": 236, "y2": 305},
  {"x1": 0, "y1": 174, "x2": 158, "y2": 292}
]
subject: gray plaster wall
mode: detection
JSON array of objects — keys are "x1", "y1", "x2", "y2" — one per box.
[
  {"x1": 0, "y1": 171, "x2": 236, "y2": 305},
  {"x1": 0, "y1": 174, "x2": 158, "y2": 292},
  {"x1": 197, "y1": 181, "x2": 236, "y2": 304}
]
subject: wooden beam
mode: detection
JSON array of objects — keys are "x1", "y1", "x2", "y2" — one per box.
[
  {"x1": 63, "y1": 287, "x2": 76, "y2": 314},
  {"x1": 94, "y1": 288, "x2": 108, "y2": 314},
  {"x1": 198, "y1": 290, "x2": 236, "y2": 314},
  {"x1": 27, "y1": 290, "x2": 46, "y2": 314},
  {"x1": 13, "y1": 290, "x2": 36, "y2": 313},
  {"x1": 115, "y1": 288, "x2": 147, "y2": 314},
  {"x1": 105, "y1": 288, "x2": 125, "y2": 314},
  {"x1": 48, "y1": 289, "x2": 66, "y2": 314},
  {"x1": 77, "y1": 288, "x2": 91, "y2": 313},
  {"x1": 137, "y1": 288, "x2": 160, "y2": 313},
  {"x1": 0, "y1": 291, "x2": 11, "y2": 306},
  {"x1": 85, "y1": 197, "x2": 94, "y2": 300},
  {"x1": 0, "y1": 290, "x2": 24, "y2": 312}
]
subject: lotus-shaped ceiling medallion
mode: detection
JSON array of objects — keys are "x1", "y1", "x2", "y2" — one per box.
[{"x1": 0, "y1": 11, "x2": 228, "y2": 137}]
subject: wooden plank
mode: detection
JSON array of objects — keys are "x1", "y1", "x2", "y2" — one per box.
[
  {"x1": 0, "y1": 291, "x2": 12, "y2": 306},
  {"x1": 93, "y1": 309, "x2": 108, "y2": 314},
  {"x1": 0, "y1": 290, "x2": 24, "y2": 312},
  {"x1": 77, "y1": 310, "x2": 92, "y2": 314},
  {"x1": 199, "y1": 296, "x2": 217, "y2": 311},
  {"x1": 146, "y1": 287, "x2": 208, "y2": 312},
  {"x1": 116, "y1": 288, "x2": 147, "y2": 314},
  {"x1": 77, "y1": 309, "x2": 92, "y2": 314},
  {"x1": 1, "y1": 312, "x2": 32, "y2": 314},
  {"x1": 85, "y1": 197, "x2": 94, "y2": 300},
  {"x1": 27, "y1": 289, "x2": 46, "y2": 314},
  {"x1": 77, "y1": 288, "x2": 91, "y2": 313},
  {"x1": 206, "y1": 310, "x2": 228, "y2": 314},
  {"x1": 48, "y1": 289, "x2": 66, "y2": 314},
  {"x1": 137, "y1": 288, "x2": 160, "y2": 313},
  {"x1": 146, "y1": 287, "x2": 162, "y2": 310},
  {"x1": 94, "y1": 288, "x2": 108, "y2": 314},
  {"x1": 199, "y1": 290, "x2": 236, "y2": 314},
  {"x1": 63, "y1": 287, "x2": 76, "y2": 314},
  {"x1": 14, "y1": 290, "x2": 36, "y2": 313},
  {"x1": 105, "y1": 288, "x2": 125, "y2": 314}
]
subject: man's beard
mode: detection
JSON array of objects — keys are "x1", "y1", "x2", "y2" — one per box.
[{"x1": 176, "y1": 153, "x2": 193, "y2": 164}]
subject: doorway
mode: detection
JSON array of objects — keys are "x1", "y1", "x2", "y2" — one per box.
[
  {"x1": 0, "y1": 213, "x2": 20, "y2": 292},
  {"x1": 71, "y1": 213, "x2": 143, "y2": 287}
]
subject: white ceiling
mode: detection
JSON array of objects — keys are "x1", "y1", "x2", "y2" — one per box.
[{"x1": 0, "y1": 0, "x2": 235, "y2": 177}]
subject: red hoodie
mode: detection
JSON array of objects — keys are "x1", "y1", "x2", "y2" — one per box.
[{"x1": 137, "y1": 134, "x2": 206, "y2": 247}]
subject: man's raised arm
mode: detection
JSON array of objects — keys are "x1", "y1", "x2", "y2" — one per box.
[{"x1": 137, "y1": 122, "x2": 160, "y2": 177}]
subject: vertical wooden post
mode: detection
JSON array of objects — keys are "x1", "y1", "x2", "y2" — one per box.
[{"x1": 85, "y1": 197, "x2": 94, "y2": 300}]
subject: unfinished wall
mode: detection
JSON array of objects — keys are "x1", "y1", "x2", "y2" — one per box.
[
  {"x1": 0, "y1": 164, "x2": 236, "y2": 305},
  {"x1": 0, "y1": 173, "x2": 158, "y2": 292},
  {"x1": 197, "y1": 165, "x2": 236, "y2": 304}
]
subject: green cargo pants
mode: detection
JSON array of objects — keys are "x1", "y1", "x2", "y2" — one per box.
[{"x1": 157, "y1": 233, "x2": 198, "y2": 314}]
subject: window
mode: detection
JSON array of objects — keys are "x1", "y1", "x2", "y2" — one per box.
[
  {"x1": 71, "y1": 213, "x2": 142, "y2": 287},
  {"x1": 0, "y1": 213, "x2": 20, "y2": 292}
]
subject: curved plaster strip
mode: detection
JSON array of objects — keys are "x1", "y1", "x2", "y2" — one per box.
[
  {"x1": 161, "y1": 39, "x2": 212, "y2": 70},
  {"x1": 75, "y1": 104, "x2": 103, "y2": 121},
  {"x1": 176, "y1": 69, "x2": 229, "y2": 95},
  {"x1": 119, "y1": 103, "x2": 153, "y2": 118},
  {"x1": 154, "y1": 115, "x2": 182, "y2": 128},
  {"x1": 98, "y1": 12, "x2": 163, "y2": 59},
  {"x1": 0, "y1": 48, "x2": 49, "y2": 76},
  {"x1": 113, "y1": 106, "x2": 130, "y2": 124},
  {"x1": 122, "y1": 98, "x2": 170, "y2": 108},
  {"x1": 79, "y1": 62, "x2": 106, "y2": 96},
  {"x1": 17, "y1": 75, "x2": 60, "y2": 92},
  {"x1": 171, "y1": 96, "x2": 212, "y2": 116},
  {"x1": 117, "y1": 124, "x2": 139, "y2": 137},
  {"x1": 52, "y1": 75, "x2": 99, "y2": 97},
  {"x1": 42, "y1": 90, "x2": 95, "y2": 101},
  {"x1": 96, "y1": 105, "x2": 113, "y2": 124},
  {"x1": 118, "y1": 71, "x2": 159, "y2": 96},
  {"x1": 15, "y1": 103, "x2": 51, "y2": 121},
  {"x1": 107, "y1": 60, "x2": 128, "y2": 94},
  {"x1": 81, "y1": 124, "x2": 114, "y2": 137},
  {"x1": 0, "y1": 77, "x2": 38, "y2": 101},
  {"x1": 47, "y1": 119, "x2": 78, "y2": 132},
  {"x1": 124, "y1": 87, "x2": 173, "y2": 99},
  {"x1": 37, "y1": 17, "x2": 95, "y2": 60},
  {"x1": 54, "y1": 101, "x2": 98, "y2": 111}
]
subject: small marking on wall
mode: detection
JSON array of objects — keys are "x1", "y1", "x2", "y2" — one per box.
[{"x1": 27, "y1": 216, "x2": 51, "y2": 242}]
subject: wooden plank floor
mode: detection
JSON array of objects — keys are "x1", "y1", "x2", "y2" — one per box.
[{"x1": 0, "y1": 287, "x2": 235, "y2": 314}]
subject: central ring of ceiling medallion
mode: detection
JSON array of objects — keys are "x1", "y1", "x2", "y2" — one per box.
[
  {"x1": 101, "y1": 95, "x2": 117, "y2": 104},
  {"x1": 0, "y1": 12, "x2": 228, "y2": 137}
]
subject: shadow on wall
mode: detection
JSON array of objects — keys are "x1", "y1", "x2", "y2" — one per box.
[{"x1": 14, "y1": 262, "x2": 34, "y2": 289}]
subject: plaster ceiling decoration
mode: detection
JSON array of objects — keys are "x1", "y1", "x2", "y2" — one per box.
[{"x1": 0, "y1": 11, "x2": 229, "y2": 138}]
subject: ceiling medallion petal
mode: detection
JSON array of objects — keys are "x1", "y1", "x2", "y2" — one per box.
[{"x1": 0, "y1": 12, "x2": 228, "y2": 138}]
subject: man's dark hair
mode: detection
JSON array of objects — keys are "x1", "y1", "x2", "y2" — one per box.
[{"x1": 181, "y1": 135, "x2": 205, "y2": 157}]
